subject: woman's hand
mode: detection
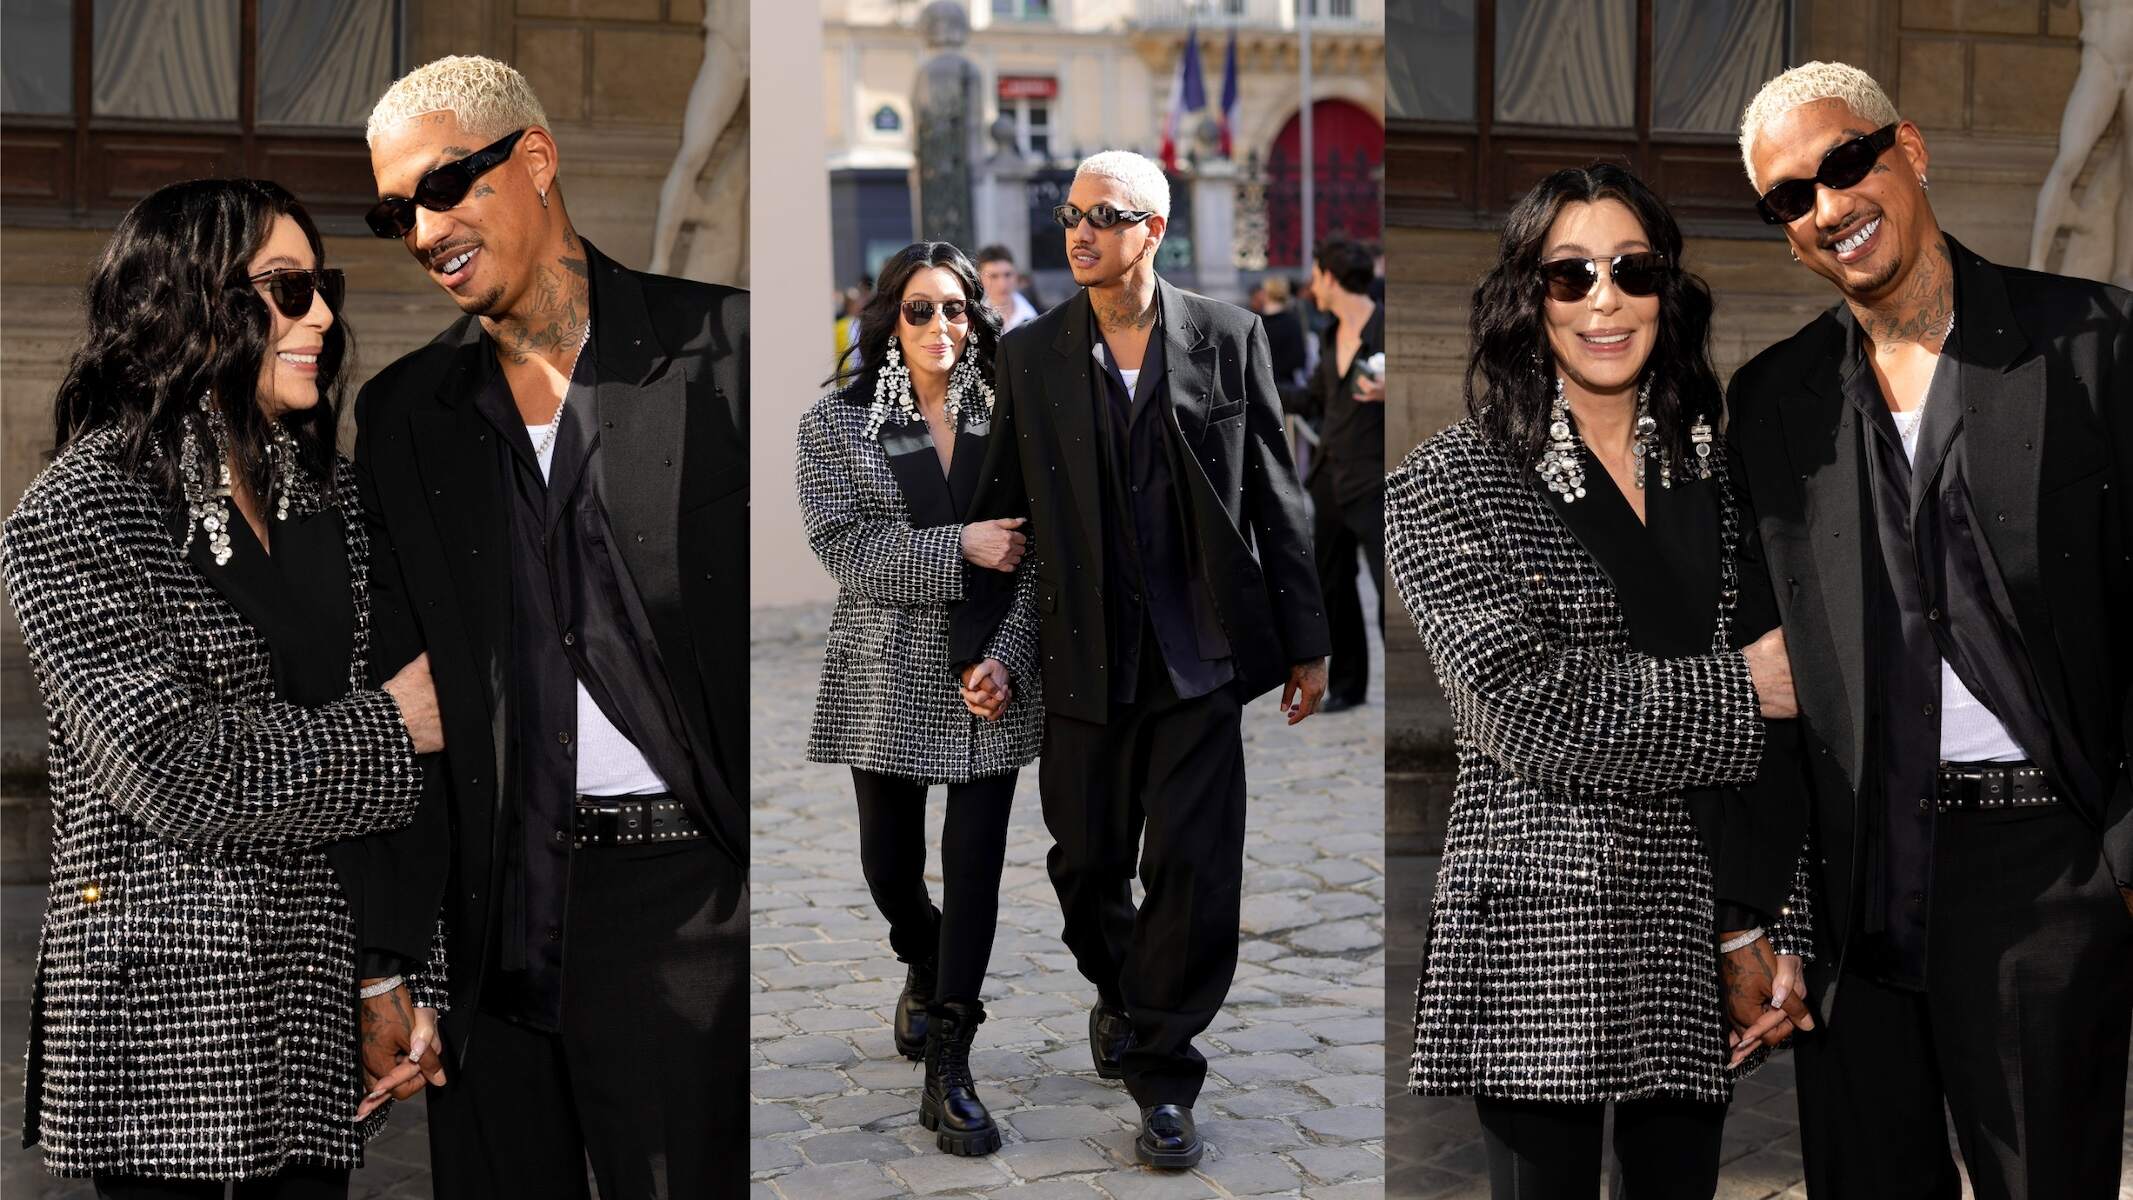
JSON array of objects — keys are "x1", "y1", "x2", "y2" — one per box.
[
  {"x1": 384, "y1": 653, "x2": 445, "y2": 753},
  {"x1": 961, "y1": 659, "x2": 1011, "y2": 720},
  {"x1": 960, "y1": 518, "x2": 1028, "y2": 572}
]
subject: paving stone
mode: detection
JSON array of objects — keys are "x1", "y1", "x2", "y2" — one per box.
[
  {"x1": 882, "y1": 1152, "x2": 1013, "y2": 1194},
  {"x1": 760, "y1": 1035, "x2": 861, "y2": 1067},
  {"x1": 1288, "y1": 920, "x2": 1381, "y2": 954},
  {"x1": 1302, "y1": 1075, "x2": 1383, "y2": 1108},
  {"x1": 764, "y1": 1161, "x2": 907, "y2": 1200},
  {"x1": 997, "y1": 1137, "x2": 1116, "y2": 1179},
  {"x1": 1090, "y1": 1168, "x2": 1222, "y2": 1199},
  {"x1": 811, "y1": 1091, "x2": 915, "y2": 1130},
  {"x1": 1296, "y1": 1105, "x2": 1382, "y2": 1143},
  {"x1": 1214, "y1": 1024, "x2": 1322, "y2": 1054},
  {"x1": 751, "y1": 1068, "x2": 846, "y2": 1099},
  {"x1": 1006, "y1": 1103, "x2": 1126, "y2": 1140},
  {"x1": 1291, "y1": 1145, "x2": 1382, "y2": 1184},
  {"x1": 751, "y1": 1139, "x2": 804, "y2": 1173},
  {"x1": 1200, "y1": 1151, "x2": 1306, "y2": 1196},
  {"x1": 798, "y1": 1129, "x2": 910, "y2": 1164},
  {"x1": 751, "y1": 1102, "x2": 814, "y2": 1135}
]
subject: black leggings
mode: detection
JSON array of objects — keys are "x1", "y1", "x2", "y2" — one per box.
[
  {"x1": 851, "y1": 767, "x2": 1018, "y2": 1006},
  {"x1": 1474, "y1": 1096, "x2": 1727, "y2": 1200},
  {"x1": 94, "y1": 1167, "x2": 350, "y2": 1200}
]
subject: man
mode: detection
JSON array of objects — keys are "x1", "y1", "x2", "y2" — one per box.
[
  {"x1": 1727, "y1": 61, "x2": 2133, "y2": 1197},
  {"x1": 348, "y1": 55, "x2": 748, "y2": 1197},
  {"x1": 953, "y1": 150, "x2": 1331, "y2": 1169},
  {"x1": 1299, "y1": 239, "x2": 1385, "y2": 712},
  {"x1": 976, "y1": 243, "x2": 1040, "y2": 331}
]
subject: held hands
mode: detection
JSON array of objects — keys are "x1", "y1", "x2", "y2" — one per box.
[
  {"x1": 1281, "y1": 658, "x2": 1328, "y2": 725},
  {"x1": 1720, "y1": 933, "x2": 1815, "y2": 1069},
  {"x1": 354, "y1": 980, "x2": 447, "y2": 1120},
  {"x1": 960, "y1": 658, "x2": 1012, "y2": 720},
  {"x1": 383, "y1": 653, "x2": 445, "y2": 753},
  {"x1": 1742, "y1": 628, "x2": 1798, "y2": 719},
  {"x1": 960, "y1": 518, "x2": 1028, "y2": 572}
]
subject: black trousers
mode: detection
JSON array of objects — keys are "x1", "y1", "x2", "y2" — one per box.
[
  {"x1": 1795, "y1": 802, "x2": 2133, "y2": 1199},
  {"x1": 94, "y1": 1169, "x2": 348, "y2": 1200},
  {"x1": 1039, "y1": 654, "x2": 1247, "y2": 1107},
  {"x1": 426, "y1": 838, "x2": 747, "y2": 1199},
  {"x1": 850, "y1": 766, "x2": 1020, "y2": 1005},
  {"x1": 1311, "y1": 470, "x2": 1385, "y2": 705},
  {"x1": 1472, "y1": 1097, "x2": 1726, "y2": 1199}
]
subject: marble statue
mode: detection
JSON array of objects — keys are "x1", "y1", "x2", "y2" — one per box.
[
  {"x1": 2028, "y1": 0, "x2": 2132, "y2": 288},
  {"x1": 649, "y1": 0, "x2": 750, "y2": 284}
]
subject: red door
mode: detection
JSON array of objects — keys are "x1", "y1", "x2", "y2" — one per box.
[{"x1": 1265, "y1": 99, "x2": 1383, "y2": 267}]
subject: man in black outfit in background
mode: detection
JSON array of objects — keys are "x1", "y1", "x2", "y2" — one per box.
[
  {"x1": 954, "y1": 148, "x2": 1331, "y2": 1170},
  {"x1": 1728, "y1": 61, "x2": 2133, "y2": 1198},
  {"x1": 348, "y1": 56, "x2": 748, "y2": 1198},
  {"x1": 1298, "y1": 239, "x2": 1385, "y2": 712}
]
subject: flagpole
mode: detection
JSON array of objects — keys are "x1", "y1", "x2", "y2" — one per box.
[{"x1": 1298, "y1": 0, "x2": 1314, "y2": 273}]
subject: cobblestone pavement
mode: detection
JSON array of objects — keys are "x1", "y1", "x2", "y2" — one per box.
[
  {"x1": 749, "y1": 603, "x2": 1387, "y2": 1199},
  {"x1": 1384, "y1": 845, "x2": 2133, "y2": 1199},
  {"x1": 0, "y1": 882, "x2": 434, "y2": 1199}
]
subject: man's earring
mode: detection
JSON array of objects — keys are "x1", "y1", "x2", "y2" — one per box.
[
  {"x1": 1918, "y1": 175, "x2": 1929, "y2": 191},
  {"x1": 539, "y1": 189, "x2": 549, "y2": 208}
]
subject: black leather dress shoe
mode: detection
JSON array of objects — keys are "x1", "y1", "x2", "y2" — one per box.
[
  {"x1": 1135, "y1": 1104, "x2": 1202, "y2": 1168},
  {"x1": 1088, "y1": 1001, "x2": 1132, "y2": 1080}
]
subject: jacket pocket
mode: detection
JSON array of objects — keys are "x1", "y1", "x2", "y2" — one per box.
[{"x1": 827, "y1": 607, "x2": 899, "y2": 660}]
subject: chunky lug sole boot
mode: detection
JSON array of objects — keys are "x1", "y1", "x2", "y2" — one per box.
[{"x1": 919, "y1": 1001, "x2": 1003, "y2": 1156}]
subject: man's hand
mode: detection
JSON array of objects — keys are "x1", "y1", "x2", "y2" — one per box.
[
  {"x1": 960, "y1": 518, "x2": 1028, "y2": 572},
  {"x1": 384, "y1": 653, "x2": 445, "y2": 753},
  {"x1": 355, "y1": 982, "x2": 447, "y2": 1120},
  {"x1": 1280, "y1": 658, "x2": 1327, "y2": 725},
  {"x1": 1352, "y1": 374, "x2": 1385, "y2": 404},
  {"x1": 960, "y1": 659, "x2": 1011, "y2": 720},
  {"x1": 1742, "y1": 628, "x2": 1798, "y2": 719},
  {"x1": 1720, "y1": 933, "x2": 1814, "y2": 1068}
]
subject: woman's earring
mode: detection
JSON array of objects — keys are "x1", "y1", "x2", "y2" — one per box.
[
  {"x1": 182, "y1": 394, "x2": 236, "y2": 565},
  {"x1": 945, "y1": 350, "x2": 995, "y2": 423},
  {"x1": 1688, "y1": 410, "x2": 1715, "y2": 482},
  {"x1": 267, "y1": 421, "x2": 299, "y2": 521},
  {"x1": 1537, "y1": 377, "x2": 1587, "y2": 502}
]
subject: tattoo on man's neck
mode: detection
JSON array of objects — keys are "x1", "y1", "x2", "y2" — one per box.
[
  {"x1": 1857, "y1": 239, "x2": 1954, "y2": 352},
  {"x1": 495, "y1": 246, "x2": 591, "y2": 367}
]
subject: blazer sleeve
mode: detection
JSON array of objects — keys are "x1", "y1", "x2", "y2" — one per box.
[
  {"x1": 949, "y1": 342, "x2": 1034, "y2": 671},
  {"x1": 0, "y1": 491, "x2": 423, "y2": 852},
  {"x1": 1239, "y1": 317, "x2": 1332, "y2": 664},
  {"x1": 981, "y1": 553, "x2": 1041, "y2": 683},
  {"x1": 795, "y1": 400, "x2": 965, "y2": 606},
  {"x1": 1384, "y1": 446, "x2": 1766, "y2": 796},
  {"x1": 2102, "y1": 292, "x2": 2133, "y2": 889}
]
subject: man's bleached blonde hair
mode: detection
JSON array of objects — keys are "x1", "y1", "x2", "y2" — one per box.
[
  {"x1": 1073, "y1": 150, "x2": 1171, "y2": 220},
  {"x1": 1738, "y1": 61, "x2": 1900, "y2": 191},
  {"x1": 366, "y1": 55, "x2": 550, "y2": 148}
]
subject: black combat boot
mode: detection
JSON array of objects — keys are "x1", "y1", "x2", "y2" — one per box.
[
  {"x1": 894, "y1": 958, "x2": 935, "y2": 1061},
  {"x1": 919, "y1": 1000, "x2": 1001, "y2": 1156}
]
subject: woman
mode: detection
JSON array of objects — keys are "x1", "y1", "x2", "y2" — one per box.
[
  {"x1": 1, "y1": 179, "x2": 445, "y2": 1198},
  {"x1": 795, "y1": 241, "x2": 1041, "y2": 1157},
  {"x1": 1385, "y1": 164, "x2": 1816, "y2": 1197}
]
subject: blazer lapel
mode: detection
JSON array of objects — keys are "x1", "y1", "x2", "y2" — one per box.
[
  {"x1": 1787, "y1": 316, "x2": 1872, "y2": 788},
  {"x1": 880, "y1": 420, "x2": 957, "y2": 528},
  {"x1": 1048, "y1": 293, "x2": 1105, "y2": 566},
  {"x1": 946, "y1": 410, "x2": 990, "y2": 519},
  {"x1": 1156, "y1": 279, "x2": 1218, "y2": 443}
]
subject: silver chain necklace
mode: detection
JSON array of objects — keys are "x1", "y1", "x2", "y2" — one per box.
[{"x1": 533, "y1": 322, "x2": 593, "y2": 460}]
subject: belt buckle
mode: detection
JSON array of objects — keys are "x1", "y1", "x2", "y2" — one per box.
[{"x1": 579, "y1": 800, "x2": 625, "y2": 846}]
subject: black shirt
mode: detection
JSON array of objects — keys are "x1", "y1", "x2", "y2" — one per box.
[{"x1": 1306, "y1": 302, "x2": 1386, "y2": 508}]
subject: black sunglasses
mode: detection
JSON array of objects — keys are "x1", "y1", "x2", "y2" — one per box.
[
  {"x1": 1053, "y1": 202, "x2": 1155, "y2": 231},
  {"x1": 249, "y1": 267, "x2": 345, "y2": 319},
  {"x1": 365, "y1": 128, "x2": 528, "y2": 239},
  {"x1": 1755, "y1": 123, "x2": 1899, "y2": 225},
  {"x1": 900, "y1": 298, "x2": 971, "y2": 325},
  {"x1": 1538, "y1": 252, "x2": 1672, "y2": 302}
]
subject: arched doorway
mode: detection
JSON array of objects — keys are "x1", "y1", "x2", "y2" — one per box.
[{"x1": 1264, "y1": 99, "x2": 1383, "y2": 267}]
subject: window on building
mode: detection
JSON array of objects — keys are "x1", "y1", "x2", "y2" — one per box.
[
  {"x1": 992, "y1": 0, "x2": 1052, "y2": 22},
  {"x1": 2, "y1": 0, "x2": 403, "y2": 223},
  {"x1": 1386, "y1": 0, "x2": 1791, "y2": 233},
  {"x1": 997, "y1": 75, "x2": 1058, "y2": 160}
]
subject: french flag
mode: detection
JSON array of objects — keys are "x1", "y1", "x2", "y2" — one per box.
[
  {"x1": 1218, "y1": 26, "x2": 1238, "y2": 159},
  {"x1": 1160, "y1": 24, "x2": 1208, "y2": 172}
]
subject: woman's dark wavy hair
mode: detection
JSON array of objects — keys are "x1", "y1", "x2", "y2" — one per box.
[
  {"x1": 1467, "y1": 162, "x2": 1721, "y2": 473},
  {"x1": 52, "y1": 177, "x2": 347, "y2": 503},
  {"x1": 823, "y1": 241, "x2": 1003, "y2": 401}
]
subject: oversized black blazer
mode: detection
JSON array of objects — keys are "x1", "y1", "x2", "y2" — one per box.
[
  {"x1": 953, "y1": 276, "x2": 1330, "y2": 722},
  {"x1": 348, "y1": 241, "x2": 747, "y2": 1056},
  {"x1": 1725, "y1": 236, "x2": 2133, "y2": 1006}
]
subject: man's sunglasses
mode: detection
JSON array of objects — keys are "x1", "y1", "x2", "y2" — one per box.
[
  {"x1": 365, "y1": 128, "x2": 528, "y2": 239},
  {"x1": 1538, "y1": 252, "x2": 1672, "y2": 302},
  {"x1": 1755, "y1": 123, "x2": 1899, "y2": 225},
  {"x1": 1053, "y1": 202, "x2": 1155, "y2": 231},
  {"x1": 249, "y1": 267, "x2": 345, "y2": 319},
  {"x1": 901, "y1": 298, "x2": 972, "y2": 325}
]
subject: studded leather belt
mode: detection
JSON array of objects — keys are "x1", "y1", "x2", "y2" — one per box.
[
  {"x1": 572, "y1": 794, "x2": 703, "y2": 847},
  {"x1": 1933, "y1": 762, "x2": 2058, "y2": 812}
]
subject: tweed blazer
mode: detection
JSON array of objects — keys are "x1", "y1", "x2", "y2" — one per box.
[
  {"x1": 797, "y1": 389, "x2": 1042, "y2": 783},
  {"x1": 1387, "y1": 418, "x2": 1813, "y2": 1104},
  {"x1": 1, "y1": 425, "x2": 442, "y2": 1180}
]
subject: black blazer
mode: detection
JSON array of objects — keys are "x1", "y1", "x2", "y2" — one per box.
[
  {"x1": 350, "y1": 242, "x2": 748, "y2": 1051},
  {"x1": 954, "y1": 277, "x2": 1330, "y2": 722},
  {"x1": 1726, "y1": 236, "x2": 2133, "y2": 988}
]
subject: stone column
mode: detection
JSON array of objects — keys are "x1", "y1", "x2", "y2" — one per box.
[
  {"x1": 1191, "y1": 158, "x2": 1241, "y2": 303},
  {"x1": 977, "y1": 152, "x2": 1033, "y2": 264}
]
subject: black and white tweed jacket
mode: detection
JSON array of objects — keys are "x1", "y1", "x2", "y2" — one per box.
[
  {"x1": 1, "y1": 425, "x2": 444, "y2": 1180},
  {"x1": 796, "y1": 391, "x2": 1042, "y2": 783},
  {"x1": 1387, "y1": 418, "x2": 1812, "y2": 1104}
]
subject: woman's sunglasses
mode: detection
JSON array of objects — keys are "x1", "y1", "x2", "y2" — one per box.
[
  {"x1": 901, "y1": 298, "x2": 971, "y2": 325},
  {"x1": 249, "y1": 267, "x2": 345, "y2": 319},
  {"x1": 1538, "y1": 252, "x2": 1672, "y2": 302},
  {"x1": 1755, "y1": 124, "x2": 1899, "y2": 225},
  {"x1": 365, "y1": 128, "x2": 528, "y2": 239},
  {"x1": 1052, "y1": 202, "x2": 1155, "y2": 231}
]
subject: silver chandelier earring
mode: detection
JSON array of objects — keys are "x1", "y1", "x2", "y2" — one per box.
[
  {"x1": 864, "y1": 338, "x2": 919, "y2": 439},
  {"x1": 1632, "y1": 378, "x2": 1664, "y2": 490},
  {"x1": 1687, "y1": 409, "x2": 1715, "y2": 481},
  {"x1": 944, "y1": 349, "x2": 995, "y2": 424},
  {"x1": 1537, "y1": 376, "x2": 1587, "y2": 501},
  {"x1": 182, "y1": 394, "x2": 237, "y2": 565},
  {"x1": 265, "y1": 420, "x2": 301, "y2": 521}
]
